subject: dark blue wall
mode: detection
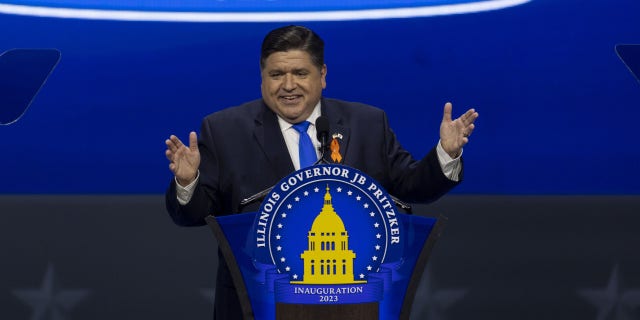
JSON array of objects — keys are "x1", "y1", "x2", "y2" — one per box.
[
  {"x1": 2, "y1": 196, "x2": 639, "y2": 319},
  {"x1": 2, "y1": 0, "x2": 639, "y2": 194}
]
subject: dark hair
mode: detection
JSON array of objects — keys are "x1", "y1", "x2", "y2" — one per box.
[{"x1": 260, "y1": 25, "x2": 325, "y2": 70}]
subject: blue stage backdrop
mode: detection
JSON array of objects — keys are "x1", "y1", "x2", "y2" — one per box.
[{"x1": 1, "y1": 0, "x2": 639, "y2": 194}]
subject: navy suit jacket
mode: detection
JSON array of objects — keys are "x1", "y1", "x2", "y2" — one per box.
[{"x1": 165, "y1": 97, "x2": 461, "y2": 318}]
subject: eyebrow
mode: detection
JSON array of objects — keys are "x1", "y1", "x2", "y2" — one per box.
[{"x1": 267, "y1": 66, "x2": 310, "y2": 73}]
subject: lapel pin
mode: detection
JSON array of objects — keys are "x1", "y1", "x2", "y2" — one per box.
[{"x1": 330, "y1": 134, "x2": 343, "y2": 163}]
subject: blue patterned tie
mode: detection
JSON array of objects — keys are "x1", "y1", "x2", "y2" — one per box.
[{"x1": 292, "y1": 121, "x2": 317, "y2": 168}]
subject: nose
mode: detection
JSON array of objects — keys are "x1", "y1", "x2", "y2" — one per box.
[{"x1": 283, "y1": 73, "x2": 296, "y2": 91}]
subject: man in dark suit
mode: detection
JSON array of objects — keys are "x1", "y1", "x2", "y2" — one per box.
[{"x1": 165, "y1": 25, "x2": 478, "y2": 319}]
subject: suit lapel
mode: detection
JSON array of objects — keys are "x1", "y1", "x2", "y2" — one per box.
[
  {"x1": 252, "y1": 99, "x2": 351, "y2": 175},
  {"x1": 321, "y1": 99, "x2": 350, "y2": 165},
  {"x1": 253, "y1": 102, "x2": 295, "y2": 179}
]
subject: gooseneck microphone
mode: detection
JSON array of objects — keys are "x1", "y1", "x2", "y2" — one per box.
[
  {"x1": 239, "y1": 115, "x2": 412, "y2": 212},
  {"x1": 314, "y1": 116, "x2": 330, "y2": 164},
  {"x1": 240, "y1": 116, "x2": 329, "y2": 209}
]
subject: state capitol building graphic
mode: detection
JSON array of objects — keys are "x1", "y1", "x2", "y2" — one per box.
[
  {"x1": 235, "y1": 165, "x2": 434, "y2": 317},
  {"x1": 292, "y1": 186, "x2": 366, "y2": 285}
]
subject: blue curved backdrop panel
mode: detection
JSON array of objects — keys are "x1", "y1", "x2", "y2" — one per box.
[
  {"x1": 0, "y1": 0, "x2": 510, "y2": 11},
  {"x1": 0, "y1": 0, "x2": 639, "y2": 194}
]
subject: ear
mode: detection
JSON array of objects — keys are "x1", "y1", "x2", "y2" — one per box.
[{"x1": 321, "y1": 64, "x2": 327, "y2": 89}]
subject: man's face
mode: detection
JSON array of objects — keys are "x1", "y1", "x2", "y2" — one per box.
[{"x1": 261, "y1": 50, "x2": 327, "y2": 124}]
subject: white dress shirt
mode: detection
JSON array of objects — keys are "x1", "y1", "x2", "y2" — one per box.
[
  {"x1": 175, "y1": 102, "x2": 461, "y2": 205},
  {"x1": 279, "y1": 102, "x2": 322, "y2": 171}
]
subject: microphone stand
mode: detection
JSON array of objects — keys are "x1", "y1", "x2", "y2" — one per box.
[{"x1": 238, "y1": 143, "x2": 329, "y2": 210}]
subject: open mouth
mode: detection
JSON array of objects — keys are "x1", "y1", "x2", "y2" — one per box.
[{"x1": 280, "y1": 95, "x2": 303, "y2": 104}]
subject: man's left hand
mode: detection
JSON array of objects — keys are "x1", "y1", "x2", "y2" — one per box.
[{"x1": 439, "y1": 102, "x2": 479, "y2": 158}]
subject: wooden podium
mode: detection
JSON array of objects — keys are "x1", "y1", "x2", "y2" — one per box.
[{"x1": 275, "y1": 302, "x2": 378, "y2": 320}]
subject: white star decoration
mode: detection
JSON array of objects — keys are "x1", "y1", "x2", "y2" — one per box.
[
  {"x1": 12, "y1": 263, "x2": 91, "y2": 320},
  {"x1": 578, "y1": 264, "x2": 640, "y2": 320},
  {"x1": 304, "y1": 191, "x2": 309, "y2": 196},
  {"x1": 277, "y1": 223, "x2": 283, "y2": 229},
  {"x1": 281, "y1": 257, "x2": 286, "y2": 262},
  {"x1": 314, "y1": 187, "x2": 319, "y2": 192},
  {"x1": 360, "y1": 274, "x2": 365, "y2": 279},
  {"x1": 347, "y1": 190, "x2": 353, "y2": 196},
  {"x1": 287, "y1": 204, "x2": 292, "y2": 209},
  {"x1": 364, "y1": 203, "x2": 369, "y2": 208},
  {"x1": 277, "y1": 246, "x2": 282, "y2": 251},
  {"x1": 367, "y1": 265, "x2": 372, "y2": 271},
  {"x1": 337, "y1": 187, "x2": 342, "y2": 192},
  {"x1": 295, "y1": 197, "x2": 300, "y2": 202},
  {"x1": 375, "y1": 245, "x2": 381, "y2": 250},
  {"x1": 372, "y1": 256, "x2": 378, "y2": 261},
  {"x1": 286, "y1": 266, "x2": 291, "y2": 272},
  {"x1": 281, "y1": 213, "x2": 287, "y2": 218},
  {"x1": 370, "y1": 212, "x2": 375, "y2": 217},
  {"x1": 356, "y1": 195, "x2": 361, "y2": 201},
  {"x1": 376, "y1": 234, "x2": 381, "y2": 239},
  {"x1": 293, "y1": 274, "x2": 298, "y2": 279},
  {"x1": 276, "y1": 234, "x2": 281, "y2": 240},
  {"x1": 374, "y1": 222, "x2": 379, "y2": 228}
]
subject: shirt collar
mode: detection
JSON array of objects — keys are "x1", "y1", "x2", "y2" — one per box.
[{"x1": 277, "y1": 101, "x2": 322, "y2": 132}]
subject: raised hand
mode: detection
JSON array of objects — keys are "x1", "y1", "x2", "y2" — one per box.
[
  {"x1": 165, "y1": 132, "x2": 200, "y2": 186},
  {"x1": 439, "y1": 102, "x2": 479, "y2": 158}
]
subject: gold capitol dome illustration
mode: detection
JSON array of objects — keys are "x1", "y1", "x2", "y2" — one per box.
[{"x1": 291, "y1": 185, "x2": 366, "y2": 285}]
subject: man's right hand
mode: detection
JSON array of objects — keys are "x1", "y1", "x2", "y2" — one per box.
[{"x1": 165, "y1": 132, "x2": 200, "y2": 186}]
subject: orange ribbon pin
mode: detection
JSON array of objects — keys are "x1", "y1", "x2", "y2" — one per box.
[{"x1": 330, "y1": 138, "x2": 342, "y2": 163}]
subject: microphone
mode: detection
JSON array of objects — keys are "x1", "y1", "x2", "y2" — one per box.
[
  {"x1": 315, "y1": 116, "x2": 330, "y2": 164},
  {"x1": 241, "y1": 116, "x2": 331, "y2": 209},
  {"x1": 240, "y1": 114, "x2": 413, "y2": 213}
]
